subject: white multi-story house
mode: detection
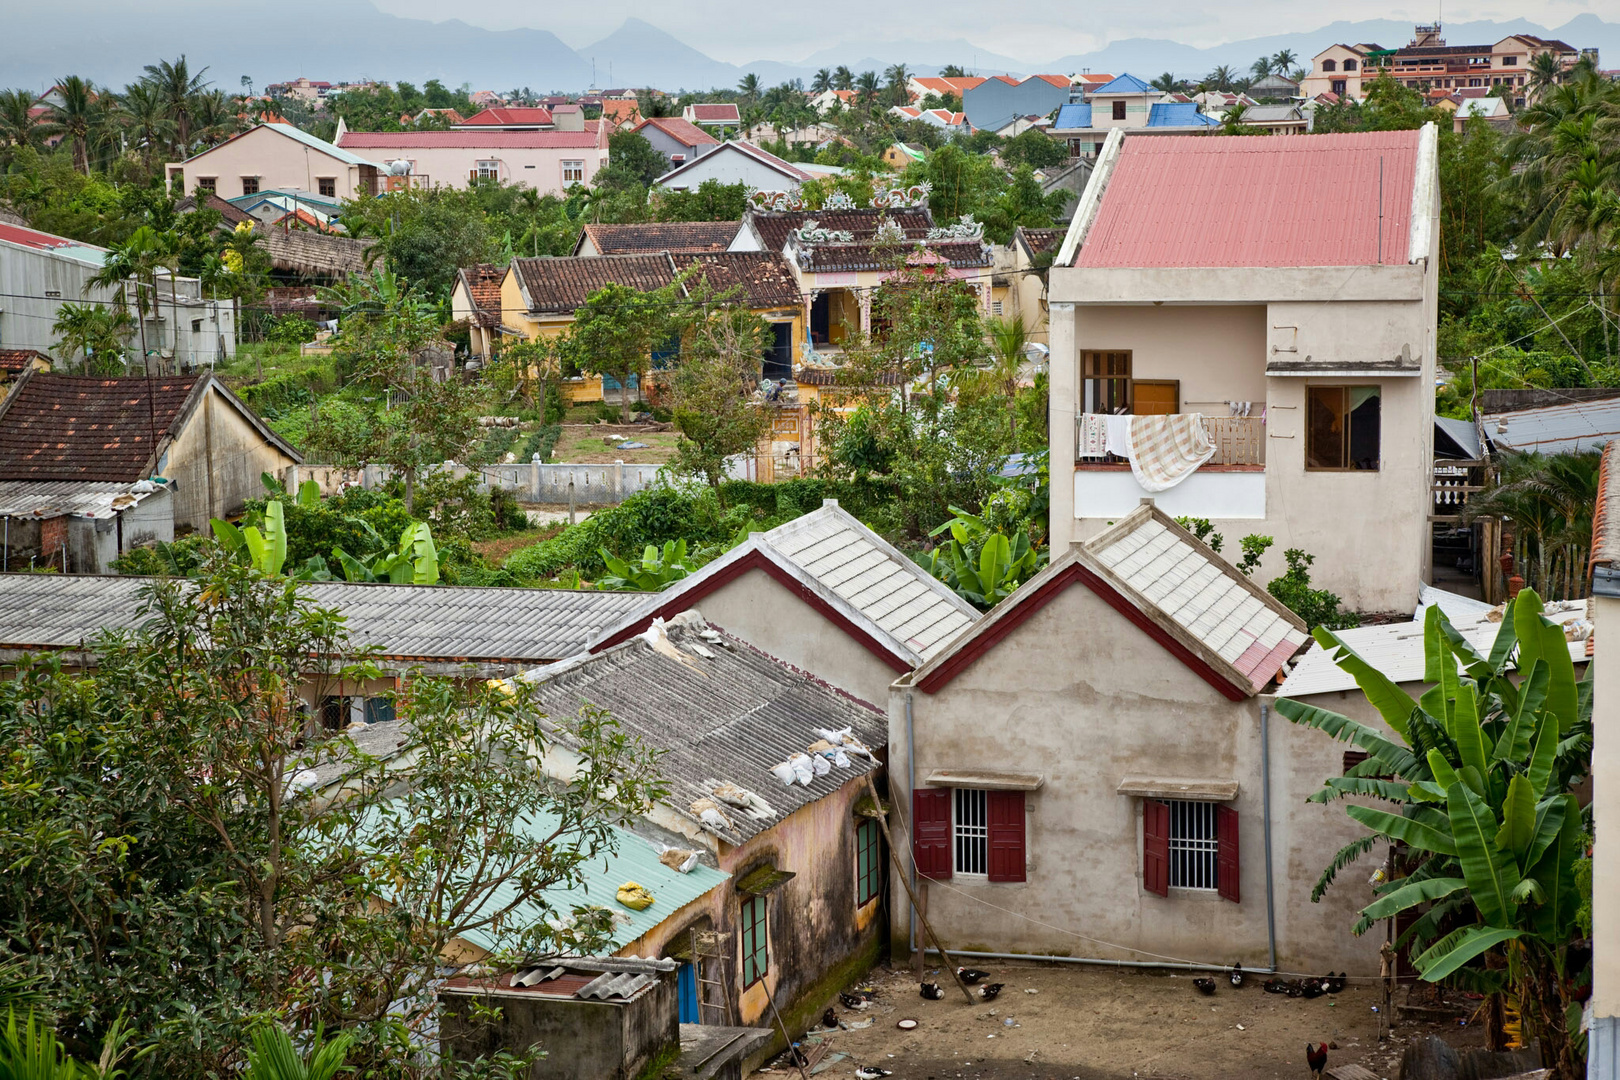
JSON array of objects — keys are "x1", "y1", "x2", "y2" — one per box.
[
  {"x1": 1300, "y1": 24, "x2": 1585, "y2": 107},
  {"x1": 1046, "y1": 125, "x2": 1441, "y2": 614}
]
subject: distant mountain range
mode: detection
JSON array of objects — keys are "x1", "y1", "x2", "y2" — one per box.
[{"x1": 5, "y1": 4, "x2": 1616, "y2": 98}]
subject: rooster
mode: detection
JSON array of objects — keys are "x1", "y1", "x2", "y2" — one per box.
[
  {"x1": 956, "y1": 967, "x2": 993, "y2": 985},
  {"x1": 1306, "y1": 1042, "x2": 1328, "y2": 1079},
  {"x1": 978, "y1": 983, "x2": 1004, "y2": 1001},
  {"x1": 919, "y1": 982, "x2": 945, "y2": 1000},
  {"x1": 854, "y1": 1069, "x2": 893, "y2": 1080}
]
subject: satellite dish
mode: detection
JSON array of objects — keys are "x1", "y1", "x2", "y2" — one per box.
[{"x1": 387, "y1": 159, "x2": 412, "y2": 176}]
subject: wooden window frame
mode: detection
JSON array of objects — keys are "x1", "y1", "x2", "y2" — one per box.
[
  {"x1": 1081, "y1": 349, "x2": 1132, "y2": 414},
  {"x1": 739, "y1": 894, "x2": 768, "y2": 988},
  {"x1": 1112, "y1": 99, "x2": 1127, "y2": 120},
  {"x1": 562, "y1": 159, "x2": 586, "y2": 183},
  {"x1": 197, "y1": 177, "x2": 217, "y2": 193},
  {"x1": 316, "y1": 177, "x2": 336, "y2": 198},
  {"x1": 1144, "y1": 798, "x2": 1238, "y2": 902},
  {"x1": 855, "y1": 818, "x2": 882, "y2": 906},
  {"x1": 1305, "y1": 384, "x2": 1382, "y2": 472},
  {"x1": 241, "y1": 176, "x2": 260, "y2": 196},
  {"x1": 912, "y1": 788, "x2": 952, "y2": 880},
  {"x1": 1130, "y1": 378, "x2": 1180, "y2": 416}
]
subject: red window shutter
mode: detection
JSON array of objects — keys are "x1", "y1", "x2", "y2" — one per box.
[
  {"x1": 1143, "y1": 799, "x2": 1170, "y2": 898},
  {"x1": 986, "y1": 791, "x2": 1026, "y2": 883},
  {"x1": 912, "y1": 788, "x2": 952, "y2": 880},
  {"x1": 1216, "y1": 804, "x2": 1240, "y2": 903}
]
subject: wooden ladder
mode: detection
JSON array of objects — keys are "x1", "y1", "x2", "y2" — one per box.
[{"x1": 690, "y1": 928, "x2": 736, "y2": 1026}]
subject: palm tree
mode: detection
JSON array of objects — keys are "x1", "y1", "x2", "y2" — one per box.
[
  {"x1": 143, "y1": 55, "x2": 211, "y2": 154},
  {"x1": 118, "y1": 80, "x2": 175, "y2": 177},
  {"x1": 885, "y1": 63, "x2": 912, "y2": 100},
  {"x1": 833, "y1": 66, "x2": 855, "y2": 91},
  {"x1": 812, "y1": 68, "x2": 833, "y2": 94},
  {"x1": 51, "y1": 303, "x2": 133, "y2": 374},
  {"x1": 738, "y1": 73, "x2": 762, "y2": 104},
  {"x1": 0, "y1": 89, "x2": 40, "y2": 152},
  {"x1": 941, "y1": 64, "x2": 968, "y2": 78},
  {"x1": 855, "y1": 71, "x2": 880, "y2": 110},
  {"x1": 1527, "y1": 51, "x2": 1565, "y2": 102},
  {"x1": 982, "y1": 314, "x2": 1028, "y2": 443},
  {"x1": 188, "y1": 88, "x2": 236, "y2": 147},
  {"x1": 1250, "y1": 57, "x2": 1274, "y2": 80},
  {"x1": 42, "y1": 75, "x2": 99, "y2": 174},
  {"x1": 1150, "y1": 72, "x2": 1180, "y2": 93},
  {"x1": 1271, "y1": 49, "x2": 1297, "y2": 73},
  {"x1": 1206, "y1": 65, "x2": 1236, "y2": 92}
]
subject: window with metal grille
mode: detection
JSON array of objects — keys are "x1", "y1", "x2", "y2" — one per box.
[
  {"x1": 1167, "y1": 799, "x2": 1219, "y2": 890},
  {"x1": 855, "y1": 818, "x2": 881, "y2": 906},
  {"x1": 991, "y1": 300, "x2": 1004, "y2": 316},
  {"x1": 198, "y1": 177, "x2": 217, "y2": 193},
  {"x1": 241, "y1": 176, "x2": 259, "y2": 195},
  {"x1": 562, "y1": 159, "x2": 585, "y2": 183},
  {"x1": 739, "y1": 895, "x2": 768, "y2": 986},
  {"x1": 954, "y1": 788, "x2": 988, "y2": 876},
  {"x1": 317, "y1": 177, "x2": 336, "y2": 197}
]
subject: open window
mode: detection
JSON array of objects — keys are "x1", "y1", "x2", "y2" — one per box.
[
  {"x1": 1082, "y1": 350, "x2": 1132, "y2": 413},
  {"x1": 1142, "y1": 798, "x2": 1239, "y2": 902},
  {"x1": 912, "y1": 786, "x2": 1025, "y2": 883},
  {"x1": 855, "y1": 818, "x2": 882, "y2": 907},
  {"x1": 1306, "y1": 385, "x2": 1381, "y2": 470}
]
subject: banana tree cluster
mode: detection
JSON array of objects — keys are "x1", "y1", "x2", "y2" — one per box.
[
  {"x1": 916, "y1": 504, "x2": 1041, "y2": 610},
  {"x1": 332, "y1": 522, "x2": 441, "y2": 586},
  {"x1": 596, "y1": 540, "x2": 694, "y2": 591},
  {"x1": 1276, "y1": 588, "x2": 1592, "y2": 1077}
]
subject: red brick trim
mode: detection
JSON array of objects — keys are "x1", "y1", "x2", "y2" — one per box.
[
  {"x1": 589, "y1": 547, "x2": 912, "y2": 674},
  {"x1": 915, "y1": 559, "x2": 1248, "y2": 701}
]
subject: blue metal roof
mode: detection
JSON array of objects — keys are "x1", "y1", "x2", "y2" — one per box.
[
  {"x1": 457, "y1": 812, "x2": 729, "y2": 955},
  {"x1": 1146, "y1": 102, "x2": 1220, "y2": 127},
  {"x1": 1090, "y1": 73, "x2": 1156, "y2": 95},
  {"x1": 1053, "y1": 102, "x2": 1092, "y2": 129}
]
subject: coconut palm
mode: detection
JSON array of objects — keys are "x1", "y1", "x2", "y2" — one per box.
[
  {"x1": 142, "y1": 55, "x2": 211, "y2": 154},
  {"x1": 812, "y1": 68, "x2": 833, "y2": 94},
  {"x1": 0, "y1": 89, "x2": 41, "y2": 152},
  {"x1": 1206, "y1": 65, "x2": 1236, "y2": 91},
  {"x1": 188, "y1": 87, "x2": 236, "y2": 147},
  {"x1": 1271, "y1": 49, "x2": 1298, "y2": 73},
  {"x1": 52, "y1": 302, "x2": 134, "y2": 374},
  {"x1": 1527, "y1": 51, "x2": 1565, "y2": 101},
  {"x1": 118, "y1": 80, "x2": 176, "y2": 177},
  {"x1": 737, "y1": 73, "x2": 762, "y2": 104},
  {"x1": 1250, "y1": 56, "x2": 1274, "y2": 80},
  {"x1": 1150, "y1": 72, "x2": 1180, "y2": 93},
  {"x1": 981, "y1": 314, "x2": 1028, "y2": 443},
  {"x1": 855, "y1": 70, "x2": 880, "y2": 110},
  {"x1": 885, "y1": 63, "x2": 913, "y2": 105},
  {"x1": 833, "y1": 66, "x2": 855, "y2": 91},
  {"x1": 1462, "y1": 449, "x2": 1602, "y2": 600},
  {"x1": 41, "y1": 75, "x2": 99, "y2": 173}
]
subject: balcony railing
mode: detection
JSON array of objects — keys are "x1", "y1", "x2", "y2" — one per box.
[{"x1": 1076, "y1": 414, "x2": 1266, "y2": 467}]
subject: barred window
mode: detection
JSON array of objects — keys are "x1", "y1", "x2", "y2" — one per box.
[
  {"x1": 1167, "y1": 799, "x2": 1218, "y2": 890},
  {"x1": 953, "y1": 788, "x2": 988, "y2": 876}
]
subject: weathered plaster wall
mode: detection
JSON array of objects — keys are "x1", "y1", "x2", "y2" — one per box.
[
  {"x1": 1593, "y1": 592, "x2": 1620, "y2": 1078},
  {"x1": 164, "y1": 388, "x2": 298, "y2": 530},
  {"x1": 888, "y1": 582, "x2": 1382, "y2": 974}
]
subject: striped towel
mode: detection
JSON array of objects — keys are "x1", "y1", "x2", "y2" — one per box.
[
  {"x1": 1127, "y1": 413, "x2": 1216, "y2": 493},
  {"x1": 1078, "y1": 413, "x2": 1109, "y2": 458}
]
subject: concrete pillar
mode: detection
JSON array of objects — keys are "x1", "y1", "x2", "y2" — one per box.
[
  {"x1": 531, "y1": 455, "x2": 542, "y2": 501},
  {"x1": 614, "y1": 459, "x2": 624, "y2": 500},
  {"x1": 858, "y1": 291, "x2": 871, "y2": 337},
  {"x1": 1048, "y1": 301, "x2": 1077, "y2": 546}
]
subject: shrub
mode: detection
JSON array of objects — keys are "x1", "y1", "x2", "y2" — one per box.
[{"x1": 1266, "y1": 548, "x2": 1359, "y2": 630}]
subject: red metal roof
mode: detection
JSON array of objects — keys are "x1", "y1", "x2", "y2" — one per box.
[
  {"x1": 460, "y1": 106, "x2": 554, "y2": 126},
  {"x1": 0, "y1": 221, "x2": 85, "y2": 252},
  {"x1": 687, "y1": 103, "x2": 741, "y2": 122},
  {"x1": 634, "y1": 116, "x2": 718, "y2": 148},
  {"x1": 1074, "y1": 131, "x2": 1421, "y2": 269},
  {"x1": 338, "y1": 130, "x2": 600, "y2": 149}
]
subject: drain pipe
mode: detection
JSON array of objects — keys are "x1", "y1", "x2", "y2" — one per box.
[
  {"x1": 1261, "y1": 700, "x2": 1278, "y2": 973},
  {"x1": 918, "y1": 946, "x2": 1273, "y2": 975},
  {"x1": 905, "y1": 692, "x2": 918, "y2": 961}
]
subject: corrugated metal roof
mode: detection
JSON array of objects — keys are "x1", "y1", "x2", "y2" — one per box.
[
  {"x1": 1052, "y1": 103, "x2": 1092, "y2": 129},
  {"x1": 1415, "y1": 584, "x2": 1494, "y2": 622},
  {"x1": 1073, "y1": 130, "x2": 1422, "y2": 269},
  {"x1": 1488, "y1": 398, "x2": 1620, "y2": 455},
  {"x1": 456, "y1": 809, "x2": 729, "y2": 954},
  {"x1": 1088, "y1": 509, "x2": 1310, "y2": 692},
  {"x1": 0, "y1": 574, "x2": 644, "y2": 662},
  {"x1": 1145, "y1": 102, "x2": 1219, "y2": 127},
  {"x1": 0, "y1": 479, "x2": 166, "y2": 520},
  {"x1": 1434, "y1": 415, "x2": 1483, "y2": 460},
  {"x1": 268, "y1": 122, "x2": 381, "y2": 167},
  {"x1": 521, "y1": 617, "x2": 887, "y2": 846},
  {"x1": 339, "y1": 130, "x2": 602, "y2": 149},
  {"x1": 764, "y1": 505, "x2": 977, "y2": 660},
  {"x1": 1090, "y1": 73, "x2": 1156, "y2": 95},
  {"x1": 1276, "y1": 600, "x2": 1589, "y2": 697}
]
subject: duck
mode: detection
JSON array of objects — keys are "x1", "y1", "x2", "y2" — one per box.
[
  {"x1": 821, "y1": 1008, "x2": 839, "y2": 1030},
  {"x1": 855, "y1": 1069, "x2": 893, "y2": 1080},
  {"x1": 1299, "y1": 980, "x2": 1326, "y2": 1000},
  {"x1": 1193, "y1": 977, "x2": 1217, "y2": 996},
  {"x1": 919, "y1": 982, "x2": 945, "y2": 1000},
  {"x1": 1325, "y1": 972, "x2": 1347, "y2": 995},
  {"x1": 978, "y1": 983, "x2": 1004, "y2": 1001},
  {"x1": 1262, "y1": 977, "x2": 1292, "y2": 995},
  {"x1": 839, "y1": 990, "x2": 868, "y2": 1010},
  {"x1": 956, "y1": 967, "x2": 993, "y2": 985},
  {"x1": 1229, "y1": 962, "x2": 1244, "y2": 988}
]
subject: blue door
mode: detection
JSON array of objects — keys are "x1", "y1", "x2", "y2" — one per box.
[{"x1": 677, "y1": 962, "x2": 699, "y2": 1023}]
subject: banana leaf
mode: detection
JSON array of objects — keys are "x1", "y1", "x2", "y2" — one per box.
[
  {"x1": 1311, "y1": 626, "x2": 1418, "y2": 739},
  {"x1": 1345, "y1": 804, "x2": 1458, "y2": 855},
  {"x1": 1524, "y1": 796, "x2": 1567, "y2": 872},
  {"x1": 1513, "y1": 586, "x2": 1546, "y2": 676},
  {"x1": 1493, "y1": 660, "x2": 1546, "y2": 762},
  {"x1": 1413, "y1": 925, "x2": 1523, "y2": 982},
  {"x1": 1538, "y1": 610, "x2": 1577, "y2": 734},
  {"x1": 410, "y1": 522, "x2": 439, "y2": 585},
  {"x1": 1447, "y1": 781, "x2": 1520, "y2": 927},
  {"x1": 261, "y1": 501, "x2": 287, "y2": 576},
  {"x1": 332, "y1": 548, "x2": 376, "y2": 582},
  {"x1": 1451, "y1": 681, "x2": 1488, "y2": 778},
  {"x1": 1361, "y1": 876, "x2": 1467, "y2": 920},
  {"x1": 1527, "y1": 716, "x2": 1559, "y2": 797},
  {"x1": 1494, "y1": 774, "x2": 1536, "y2": 861},
  {"x1": 211, "y1": 517, "x2": 246, "y2": 555},
  {"x1": 1529, "y1": 792, "x2": 1582, "y2": 939},
  {"x1": 1273, "y1": 698, "x2": 1421, "y2": 779}
]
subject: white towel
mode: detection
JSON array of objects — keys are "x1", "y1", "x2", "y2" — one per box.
[{"x1": 1104, "y1": 414, "x2": 1133, "y2": 458}]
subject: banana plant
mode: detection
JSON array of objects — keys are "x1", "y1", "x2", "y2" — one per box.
[
  {"x1": 211, "y1": 500, "x2": 288, "y2": 576},
  {"x1": 242, "y1": 1022, "x2": 353, "y2": 1080},
  {"x1": 597, "y1": 540, "x2": 693, "y2": 591},
  {"x1": 919, "y1": 530, "x2": 1038, "y2": 610},
  {"x1": 333, "y1": 522, "x2": 441, "y2": 585},
  {"x1": 1275, "y1": 588, "x2": 1591, "y2": 1078}
]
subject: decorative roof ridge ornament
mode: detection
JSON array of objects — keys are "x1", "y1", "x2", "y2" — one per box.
[
  {"x1": 870, "y1": 179, "x2": 931, "y2": 209},
  {"x1": 747, "y1": 187, "x2": 805, "y2": 212},
  {"x1": 793, "y1": 219, "x2": 856, "y2": 244},
  {"x1": 821, "y1": 189, "x2": 857, "y2": 211},
  {"x1": 872, "y1": 216, "x2": 907, "y2": 243},
  {"x1": 926, "y1": 214, "x2": 984, "y2": 241}
]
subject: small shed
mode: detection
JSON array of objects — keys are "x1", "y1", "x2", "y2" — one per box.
[{"x1": 0, "y1": 478, "x2": 173, "y2": 573}]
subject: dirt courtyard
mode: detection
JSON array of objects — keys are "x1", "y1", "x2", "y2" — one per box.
[{"x1": 761, "y1": 961, "x2": 1488, "y2": 1080}]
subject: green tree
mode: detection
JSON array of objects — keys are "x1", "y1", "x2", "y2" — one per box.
[
  {"x1": 41, "y1": 75, "x2": 101, "y2": 174},
  {"x1": 833, "y1": 66, "x2": 855, "y2": 91},
  {"x1": 653, "y1": 179, "x2": 751, "y2": 222},
  {"x1": 0, "y1": 89, "x2": 42, "y2": 157},
  {"x1": 141, "y1": 55, "x2": 210, "y2": 155},
  {"x1": 1000, "y1": 128, "x2": 1068, "y2": 170},
  {"x1": 116, "y1": 80, "x2": 176, "y2": 179},
  {"x1": 50, "y1": 302, "x2": 133, "y2": 374},
  {"x1": 367, "y1": 188, "x2": 495, "y2": 302},
  {"x1": 812, "y1": 69, "x2": 833, "y2": 94},
  {"x1": 1277, "y1": 590, "x2": 1592, "y2": 1078},
  {"x1": 1205, "y1": 65, "x2": 1237, "y2": 91},
  {"x1": 564, "y1": 280, "x2": 677, "y2": 423},
  {"x1": 738, "y1": 73, "x2": 762, "y2": 104},
  {"x1": 593, "y1": 130, "x2": 667, "y2": 191},
  {"x1": 667, "y1": 289, "x2": 772, "y2": 489}
]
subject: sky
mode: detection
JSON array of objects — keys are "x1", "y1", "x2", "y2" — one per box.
[{"x1": 370, "y1": 0, "x2": 1619, "y2": 65}]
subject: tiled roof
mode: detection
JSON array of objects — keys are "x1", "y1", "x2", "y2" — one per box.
[
  {"x1": 913, "y1": 504, "x2": 1308, "y2": 697},
  {"x1": 911, "y1": 76, "x2": 985, "y2": 95},
  {"x1": 1074, "y1": 130, "x2": 1423, "y2": 269},
  {"x1": 0, "y1": 573, "x2": 645, "y2": 664},
  {"x1": 175, "y1": 191, "x2": 257, "y2": 227},
  {"x1": 0, "y1": 373, "x2": 202, "y2": 482},
  {"x1": 687, "y1": 103, "x2": 741, "y2": 123},
  {"x1": 513, "y1": 254, "x2": 678, "y2": 313},
  {"x1": 521, "y1": 615, "x2": 887, "y2": 845},
  {"x1": 459, "y1": 106, "x2": 554, "y2": 126},
  {"x1": 747, "y1": 208, "x2": 933, "y2": 255},
  {"x1": 1015, "y1": 226, "x2": 1063, "y2": 259},
  {"x1": 674, "y1": 251, "x2": 801, "y2": 308},
  {"x1": 634, "y1": 117, "x2": 718, "y2": 148},
  {"x1": 456, "y1": 263, "x2": 505, "y2": 326},
  {"x1": 1144, "y1": 102, "x2": 1220, "y2": 127},
  {"x1": 1595, "y1": 441, "x2": 1620, "y2": 572},
  {"x1": 799, "y1": 238, "x2": 990, "y2": 272},
  {"x1": 337, "y1": 130, "x2": 601, "y2": 149},
  {"x1": 580, "y1": 220, "x2": 739, "y2": 256},
  {"x1": 0, "y1": 349, "x2": 52, "y2": 374}
]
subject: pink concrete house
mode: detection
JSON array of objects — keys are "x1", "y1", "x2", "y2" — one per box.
[
  {"x1": 166, "y1": 123, "x2": 382, "y2": 201},
  {"x1": 335, "y1": 128, "x2": 608, "y2": 195}
]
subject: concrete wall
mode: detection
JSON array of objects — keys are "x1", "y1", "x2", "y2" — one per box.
[
  {"x1": 657, "y1": 148, "x2": 803, "y2": 193},
  {"x1": 288, "y1": 460, "x2": 683, "y2": 506},
  {"x1": 889, "y1": 580, "x2": 1382, "y2": 975},
  {"x1": 165, "y1": 386, "x2": 299, "y2": 530},
  {"x1": 337, "y1": 141, "x2": 607, "y2": 195},
  {"x1": 166, "y1": 126, "x2": 373, "y2": 200},
  {"x1": 1593, "y1": 591, "x2": 1620, "y2": 1080},
  {"x1": 677, "y1": 569, "x2": 902, "y2": 706}
]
